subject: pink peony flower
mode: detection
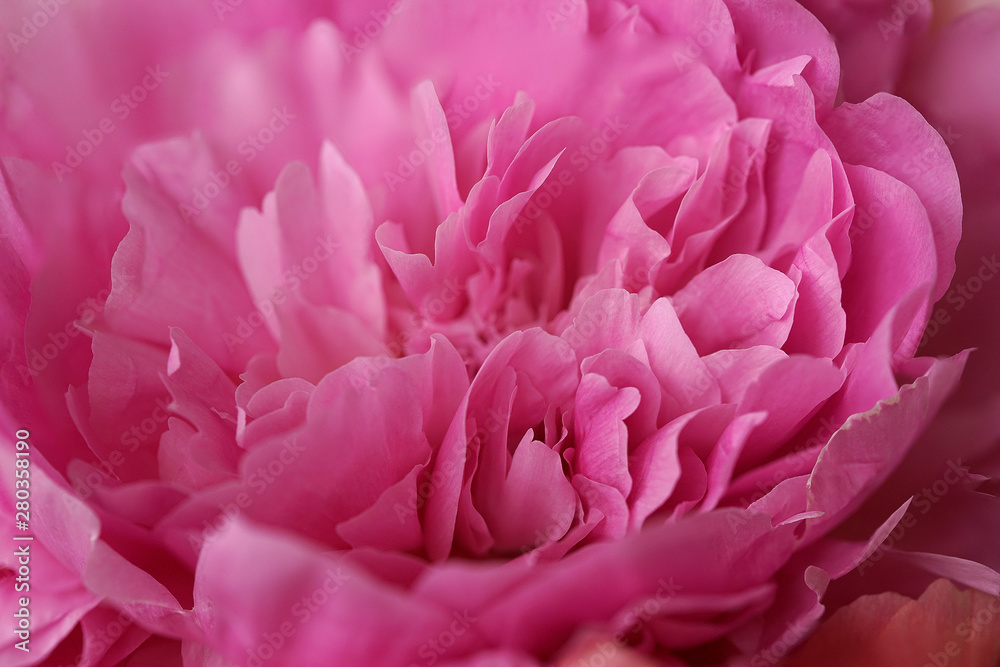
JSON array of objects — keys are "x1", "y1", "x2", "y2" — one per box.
[{"x1": 1, "y1": 0, "x2": 995, "y2": 665}]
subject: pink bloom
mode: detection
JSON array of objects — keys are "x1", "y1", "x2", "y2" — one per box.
[{"x1": 0, "y1": 1, "x2": 992, "y2": 665}]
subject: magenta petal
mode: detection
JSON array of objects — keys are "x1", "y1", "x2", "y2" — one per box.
[
  {"x1": 832, "y1": 287, "x2": 929, "y2": 422},
  {"x1": 804, "y1": 351, "x2": 969, "y2": 544},
  {"x1": 411, "y1": 80, "x2": 464, "y2": 218},
  {"x1": 486, "y1": 96, "x2": 536, "y2": 182},
  {"x1": 238, "y1": 142, "x2": 387, "y2": 345},
  {"x1": 426, "y1": 329, "x2": 577, "y2": 560},
  {"x1": 574, "y1": 373, "x2": 640, "y2": 497},
  {"x1": 597, "y1": 163, "x2": 693, "y2": 282},
  {"x1": 239, "y1": 337, "x2": 467, "y2": 548},
  {"x1": 274, "y1": 297, "x2": 386, "y2": 383},
  {"x1": 581, "y1": 348, "x2": 662, "y2": 445},
  {"x1": 0, "y1": 452, "x2": 98, "y2": 665},
  {"x1": 490, "y1": 435, "x2": 578, "y2": 553},
  {"x1": 837, "y1": 164, "x2": 937, "y2": 350},
  {"x1": 573, "y1": 474, "x2": 630, "y2": 541},
  {"x1": 472, "y1": 510, "x2": 795, "y2": 654},
  {"x1": 106, "y1": 139, "x2": 274, "y2": 372},
  {"x1": 195, "y1": 519, "x2": 463, "y2": 666},
  {"x1": 562, "y1": 289, "x2": 641, "y2": 361},
  {"x1": 1, "y1": 2, "x2": 987, "y2": 664},
  {"x1": 736, "y1": 355, "x2": 844, "y2": 467},
  {"x1": 76, "y1": 331, "x2": 171, "y2": 481},
  {"x1": 766, "y1": 149, "x2": 834, "y2": 261},
  {"x1": 627, "y1": 416, "x2": 688, "y2": 531},
  {"x1": 669, "y1": 119, "x2": 771, "y2": 256},
  {"x1": 336, "y1": 465, "x2": 427, "y2": 553},
  {"x1": 723, "y1": 0, "x2": 840, "y2": 112},
  {"x1": 673, "y1": 254, "x2": 796, "y2": 354},
  {"x1": 157, "y1": 328, "x2": 240, "y2": 490},
  {"x1": 702, "y1": 411, "x2": 767, "y2": 511},
  {"x1": 439, "y1": 650, "x2": 540, "y2": 667},
  {"x1": 823, "y1": 94, "x2": 962, "y2": 302},
  {"x1": 704, "y1": 346, "x2": 788, "y2": 404},
  {"x1": 639, "y1": 296, "x2": 720, "y2": 418},
  {"x1": 634, "y1": 0, "x2": 739, "y2": 75},
  {"x1": 238, "y1": 381, "x2": 311, "y2": 454},
  {"x1": 783, "y1": 227, "x2": 847, "y2": 358}
]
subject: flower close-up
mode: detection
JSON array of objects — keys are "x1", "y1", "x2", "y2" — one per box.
[{"x1": 1, "y1": 0, "x2": 999, "y2": 665}]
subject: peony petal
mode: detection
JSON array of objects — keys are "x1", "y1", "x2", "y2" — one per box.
[
  {"x1": 195, "y1": 518, "x2": 465, "y2": 666},
  {"x1": 804, "y1": 350, "x2": 968, "y2": 544},
  {"x1": 672, "y1": 254, "x2": 797, "y2": 355},
  {"x1": 823, "y1": 94, "x2": 962, "y2": 303}
]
